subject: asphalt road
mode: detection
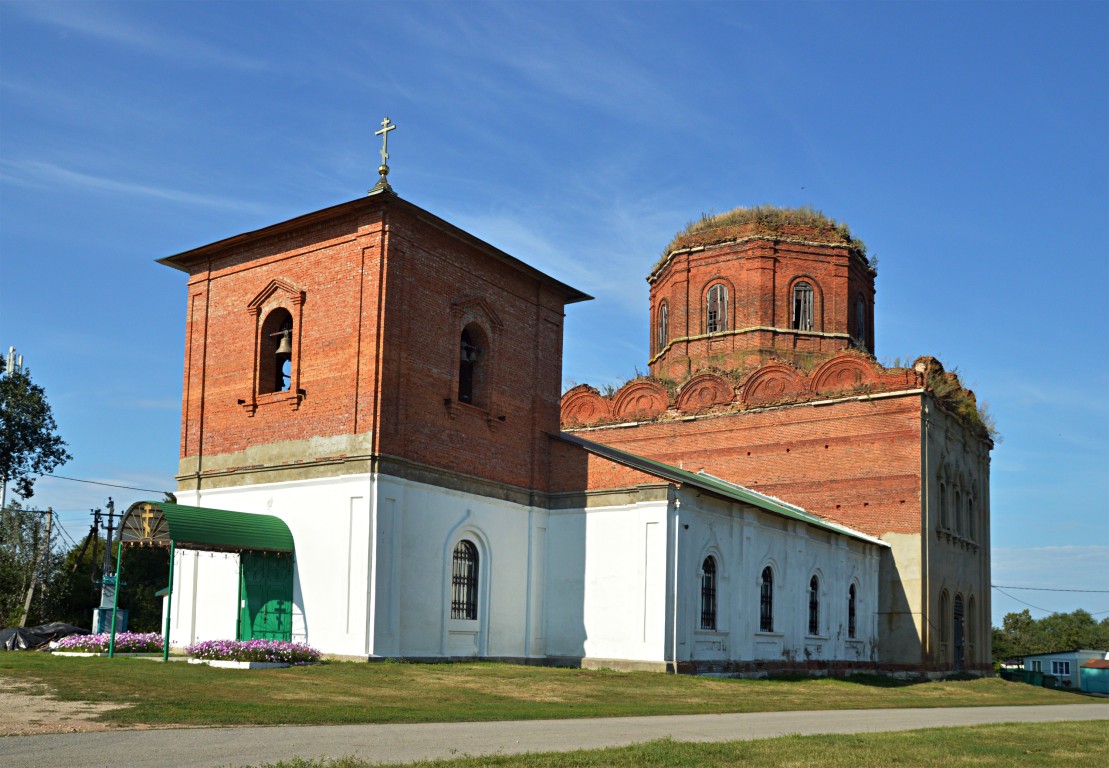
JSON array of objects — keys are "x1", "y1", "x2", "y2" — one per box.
[{"x1": 3, "y1": 703, "x2": 1107, "y2": 767}]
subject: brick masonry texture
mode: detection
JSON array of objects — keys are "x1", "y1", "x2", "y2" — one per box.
[
  {"x1": 649, "y1": 230, "x2": 875, "y2": 380},
  {"x1": 565, "y1": 394, "x2": 925, "y2": 537},
  {"x1": 170, "y1": 194, "x2": 581, "y2": 493}
]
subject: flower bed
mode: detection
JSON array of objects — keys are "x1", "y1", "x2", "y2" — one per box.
[
  {"x1": 54, "y1": 631, "x2": 163, "y2": 654},
  {"x1": 185, "y1": 639, "x2": 321, "y2": 665}
]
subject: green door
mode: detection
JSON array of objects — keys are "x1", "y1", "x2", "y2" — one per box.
[{"x1": 238, "y1": 551, "x2": 294, "y2": 641}]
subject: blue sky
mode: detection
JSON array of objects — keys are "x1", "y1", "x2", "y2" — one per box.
[{"x1": 1, "y1": 1, "x2": 1105, "y2": 626}]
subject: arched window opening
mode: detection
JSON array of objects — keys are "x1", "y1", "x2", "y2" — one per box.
[
  {"x1": 700, "y1": 556, "x2": 717, "y2": 630},
  {"x1": 953, "y1": 594, "x2": 965, "y2": 670},
  {"x1": 848, "y1": 584, "x2": 858, "y2": 639},
  {"x1": 808, "y1": 575, "x2": 820, "y2": 635},
  {"x1": 259, "y1": 308, "x2": 294, "y2": 395},
  {"x1": 967, "y1": 596, "x2": 977, "y2": 659},
  {"x1": 451, "y1": 540, "x2": 479, "y2": 620},
  {"x1": 792, "y1": 281, "x2": 814, "y2": 331},
  {"x1": 706, "y1": 284, "x2": 728, "y2": 334},
  {"x1": 657, "y1": 302, "x2": 669, "y2": 352},
  {"x1": 967, "y1": 496, "x2": 976, "y2": 541},
  {"x1": 939, "y1": 590, "x2": 950, "y2": 646},
  {"x1": 759, "y1": 566, "x2": 774, "y2": 632},
  {"x1": 458, "y1": 324, "x2": 488, "y2": 406},
  {"x1": 939, "y1": 482, "x2": 948, "y2": 529},
  {"x1": 955, "y1": 490, "x2": 963, "y2": 536},
  {"x1": 855, "y1": 298, "x2": 867, "y2": 346}
]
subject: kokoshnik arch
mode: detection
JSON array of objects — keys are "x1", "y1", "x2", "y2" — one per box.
[{"x1": 151, "y1": 133, "x2": 991, "y2": 675}]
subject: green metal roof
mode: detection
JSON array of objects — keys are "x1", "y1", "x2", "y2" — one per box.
[
  {"x1": 119, "y1": 501, "x2": 294, "y2": 553},
  {"x1": 555, "y1": 432, "x2": 888, "y2": 548}
]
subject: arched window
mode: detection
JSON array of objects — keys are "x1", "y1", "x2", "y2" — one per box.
[
  {"x1": 759, "y1": 566, "x2": 774, "y2": 632},
  {"x1": 953, "y1": 594, "x2": 965, "y2": 670},
  {"x1": 848, "y1": 584, "x2": 857, "y2": 639},
  {"x1": 792, "y1": 281, "x2": 814, "y2": 331},
  {"x1": 954, "y1": 490, "x2": 963, "y2": 536},
  {"x1": 706, "y1": 284, "x2": 728, "y2": 333},
  {"x1": 451, "y1": 540, "x2": 479, "y2": 620},
  {"x1": 939, "y1": 482, "x2": 948, "y2": 529},
  {"x1": 967, "y1": 496, "x2": 976, "y2": 541},
  {"x1": 259, "y1": 308, "x2": 294, "y2": 394},
  {"x1": 939, "y1": 590, "x2": 950, "y2": 645},
  {"x1": 700, "y1": 556, "x2": 717, "y2": 630},
  {"x1": 657, "y1": 302, "x2": 669, "y2": 352},
  {"x1": 855, "y1": 298, "x2": 866, "y2": 346},
  {"x1": 458, "y1": 324, "x2": 488, "y2": 406},
  {"x1": 808, "y1": 575, "x2": 820, "y2": 635}
]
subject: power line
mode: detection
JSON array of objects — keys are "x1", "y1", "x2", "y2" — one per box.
[
  {"x1": 34, "y1": 473, "x2": 170, "y2": 494},
  {"x1": 993, "y1": 586, "x2": 1109, "y2": 616},
  {"x1": 993, "y1": 585, "x2": 1109, "y2": 594}
]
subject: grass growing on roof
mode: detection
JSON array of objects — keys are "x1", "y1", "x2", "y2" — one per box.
[
  {"x1": 655, "y1": 205, "x2": 871, "y2": 274},
  {"x1": 0, "y1": 655, "x2": 1091, "y2": 728}
]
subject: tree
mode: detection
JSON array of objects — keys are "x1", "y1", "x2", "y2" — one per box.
[
  {"x1": 992, "y1": 609, "x2": 1109, "y2": 665},
  {"x1": 0, "y1": 366, "x2": 71, "y2": 499},
  {"x1": 0, "y1": 500, "x2": 66, "y2": 627}
]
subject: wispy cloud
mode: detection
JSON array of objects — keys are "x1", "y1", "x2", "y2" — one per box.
[
  {"x1": 993, "y1": 546, "x2": 1109, "y2": 589},
  {"x1": 1, "y1": 159, "x2": 271, "y2": 216},
  {"x1": 13, "y1": 3, "x2": 267, "y2": 71}
]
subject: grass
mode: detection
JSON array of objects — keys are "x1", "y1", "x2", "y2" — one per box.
[
  {"x1": 249, "y1": 722, "x2": 1109, "y2": 768},
  {"x1": 0, "y1": 655, "x2": 1093, "y2": 728},
  {"x1": 655, "y1": 204, "x2": 870, "y2": 273}
]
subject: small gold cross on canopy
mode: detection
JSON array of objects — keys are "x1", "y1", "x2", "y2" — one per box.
[{"x1": 370, "y1": 117, "x2": 396, "y2": 193}]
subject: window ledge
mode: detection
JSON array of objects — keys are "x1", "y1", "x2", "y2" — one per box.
[
  {"x1": 240, "y1": 389, "x2": 304, "y2": 416},
  {"x1": 444, "y1": 398, "x2": 503, "y2": 430},
  {"x1": 754, "y1": 631, "x2": 783, "y2": 638}
]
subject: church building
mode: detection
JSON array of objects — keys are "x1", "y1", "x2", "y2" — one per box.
[{"x1": 153, "y1": 142, "x2": 991, "y2": 676}]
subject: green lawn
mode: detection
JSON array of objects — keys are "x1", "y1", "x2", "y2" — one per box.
[
  {"x1": 251, "y1": 722, "x2": 1109, "y2": 768},
  {"x1": 1, "y1": 654, "x2": 1093, "y2": 728}
]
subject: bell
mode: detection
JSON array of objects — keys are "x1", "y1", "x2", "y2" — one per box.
[{"x1": 275, "y1": 330, "x2": 292, "y2": 356}]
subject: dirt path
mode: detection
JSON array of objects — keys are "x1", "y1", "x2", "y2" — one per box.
[{"x1": 0, "y1": 675, "x2": 129, "y2": 736}]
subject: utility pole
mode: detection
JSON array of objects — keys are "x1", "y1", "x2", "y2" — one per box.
[
  {"x1": 95, "y1": 498, "x2": 118, "y2": 631},
  {"x1": 18, "y1": 507, "x2": 52, "y2": 627}
]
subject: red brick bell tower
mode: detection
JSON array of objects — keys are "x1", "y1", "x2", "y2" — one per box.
[{"x1": 647, "y1": 208, "x2": 876, "y2": 380}]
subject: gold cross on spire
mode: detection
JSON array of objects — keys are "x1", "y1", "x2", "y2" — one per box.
[{"x1": 370, "y1": 116, "x2": 396, "y2": 194}]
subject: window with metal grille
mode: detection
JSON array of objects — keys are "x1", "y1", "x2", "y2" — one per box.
[
  {"x1": 657, "y1": 302, "x2": 669, "y2": 352},
  {"x1": 953, "y1": 593, "x2": 965, "y2": 670},
  {"x1": 451, "y1": 540, "x2": 478, "y2": 620},
  {"x1": 706, "y1": 284, "x2": 728, "y2": 333},
  {"x1": 792, "y1": 282, "x2": 814, "y2": 331},
  {"x1": 759, "y1": 566, "x2": 774, "y2": 632},
  {"x1": 808, "y1": 575, "x2": 820, "y2": 635},
  {"x1": 848, "y1": 583, "x2": 857, "y2": 639},
  {"x1": 700, "y1": 556, "x2": 717, "y2": 630}
]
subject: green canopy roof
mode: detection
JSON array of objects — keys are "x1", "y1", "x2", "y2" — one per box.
[{"x1": 119, "y1": 501, "x2": 294, "y2": 553}]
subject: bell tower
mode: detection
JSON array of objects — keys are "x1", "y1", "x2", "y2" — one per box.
[{"x1": 647, "y1": 207, "x2": 876, "y2": 380}]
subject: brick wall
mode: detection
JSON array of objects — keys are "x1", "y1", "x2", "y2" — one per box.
[
  {"x1": 649, "y1": 232, "x2": 875, "y2": 380},
  {"x1": 170, "y1": 195, "x2": 579, "y2": 493},
  {"x1": 567, "y1": 394, "x2": 925, "y2": 538}
]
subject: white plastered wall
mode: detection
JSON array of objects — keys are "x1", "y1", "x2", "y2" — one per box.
[
  {"x1": 544, "y1": 499, "x2": 672, "y2": 663},
  {"x1": 674, "y1": 489, "x2": 882, "y2": 666}
]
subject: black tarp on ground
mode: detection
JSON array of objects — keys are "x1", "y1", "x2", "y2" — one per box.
[{"x1": 0, "y1": 622, "x2": 88, "y2": 651}]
